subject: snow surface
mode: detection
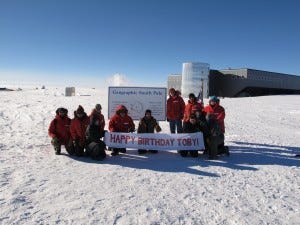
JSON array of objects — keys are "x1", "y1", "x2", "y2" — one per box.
[{"x1": 0, "y1": 87, "x2": 299, "y2": 225}]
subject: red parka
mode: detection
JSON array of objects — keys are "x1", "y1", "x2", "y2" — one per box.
[
  {"x1": 48, "y1": 114, "x2": 71, "y2": 145},
  {"x1": 109, "y1": 105, "x2": 135, "y2": 132},
  {"x1": 183, "y1": 100, "x2": 203, "y2": 122},
  {"x1": 203, "y1": 103, "x2": 225, "y2": 133},
  {"x1": 166, "y1": 95, "x2": 185, "y2": 120},
  {"x1": 70, "y1": 112, "x2": 90, "y2": 144}
]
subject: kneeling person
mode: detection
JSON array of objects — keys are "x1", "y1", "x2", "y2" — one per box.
[
  {"x1": 86, "y1": 117, "x2": 106, "y2": 160},
  {"x1": 48, "y1": 107, "x2": 74, "y2": 155},
  {"x1": 206, "y1": 113, "x2": 225, "y2": 159},
  {"x1": 108, "y1": 105, "x2": 135, "y2": 156},
  {"x1": 137, "y1": 109, "x2": 162, "y2": 154},
  {"x1": 179, "y1": 114, "x2": 200, "y2": 158},
  {"x1": 70, "y1": 105, "x2": 90, "y2": 156}
]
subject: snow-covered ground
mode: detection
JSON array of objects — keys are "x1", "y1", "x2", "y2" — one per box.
[{"x1": 0, "y1": 87, "x2": 299, "y2": 225}]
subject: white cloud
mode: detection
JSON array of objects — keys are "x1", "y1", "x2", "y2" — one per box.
[{"x1": 106, "y1": 73, "x2": 130, "y2": 86}]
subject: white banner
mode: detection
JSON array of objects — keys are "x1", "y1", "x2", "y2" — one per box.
[{"x1": 104, "y1": 132, "x2": 205, "y2": 150}]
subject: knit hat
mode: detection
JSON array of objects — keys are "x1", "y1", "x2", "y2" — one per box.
[
  {"x1": 56, "y1": 107, "x2": 68, "y2": 114},
  {"x1": 95, "y1": 104, "x2": 102, "y2": 111},
  {"x1": 209, "y1": 96, "x2": 219, "y2": 102},
  {"x1": 145, "y1": 109, "x2": 152, "y2": 115},
  {"x1": 76, "y1": 105, "x2": 84, "y2": 114},
  {"x1": 189, "y1": 93, "x2": 196, "y2": 99}
]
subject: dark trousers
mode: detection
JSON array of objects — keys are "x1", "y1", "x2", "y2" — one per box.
[{"x1": 169, "y1": 119, "x2": 183, "y2": 133}]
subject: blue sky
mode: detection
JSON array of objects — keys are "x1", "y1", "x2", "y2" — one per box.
[{"x1": 0, "y1": 0, "x2": 299, "y2": 87}]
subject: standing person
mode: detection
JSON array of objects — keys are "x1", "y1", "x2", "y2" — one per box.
[
  {"x1": 48, "y1": 107, "x2": 74, "y2": 155},
  {"x1": 108, "y1": 105, "x2": 135, "y2": 156},
  {"x1": 179, "y1": 114, "x2": 201, "y2": 158},
  {"x1": 89, "y1": 103, "x2": 105, "y2": 138},
  {"x1": 166, "y1": 88, "x2": 185, "y2": 134},
  {"x1": 86, "y1": 117, "x2": 107, "y2": 160},
  {"x1": 70, "y1": 105, "x2": 90, "y2": 156},
  {"x1": 183, "y1": 93, "x2": 203, "y2": 126},
  {"x1": 137, "y1": 109, "x2": 162, "y2": 154},
  {"x1": 203, "y1": 96, "x2": 228, "y2": 154}
]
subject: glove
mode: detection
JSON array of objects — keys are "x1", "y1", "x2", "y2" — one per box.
[
  {"x1": 52, "y1": 137, "x2": 60, "y2": 146},
  {"x1": 155, "y1": 125, "x2": 162, "y2": 133},
  {"x1": 128, "y1": 127, "x2": 135, "y2": 132}
]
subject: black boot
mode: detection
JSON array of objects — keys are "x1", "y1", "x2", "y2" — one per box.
[
  {"x1": 179, "y1": 150, "x2": 188, "y2": 157},
  {"x1": 65, "y1": 145, "x2": 75, "y2": 155},
  {"x1": 111, "y1": 148, "x2": 119, "y2": 156},
  {"x1": 149, "y1": 150, "x2": 158, "y2": 154},
  {"x1": 54, "y1": 147, "x2": 61, "y2": 155},
  {"x1": 138, "y1": 149, "x2": 147, "y2": 154},
  {"x1": 190, "y1": 150, "x2": 198, "y2": 158},
  {"x1": 119, "y1": 148, "x2": 126, "y2": 153}
]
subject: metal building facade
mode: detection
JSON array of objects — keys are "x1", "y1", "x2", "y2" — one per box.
[
  {"x1": 181, "y1": 62, "x2": 210, "y2": 98},
  {"x1": 209, "y1": 69, "x2": 300, "y2": 97},
  {"x1": 167, "y1": 74, "x2": 182, "y2": 94}
]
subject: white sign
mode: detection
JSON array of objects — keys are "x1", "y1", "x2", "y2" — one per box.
[
  {"x1": 108, "y1": 86, "x2": 167, "y2": 121},
  {"x1": 104, "y1": 132, "x2": 205, "y2": 150}
]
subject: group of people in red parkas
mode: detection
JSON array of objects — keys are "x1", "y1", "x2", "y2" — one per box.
[
  {"x1": 48, "y1": 88, "x2": 228, "y2": 160},
  {"x1": 48, "y1": 104, "x2": 107, "y2": 160},
  {"x1": 166, "y1": 88, "x2": 228, "y2": 159}
]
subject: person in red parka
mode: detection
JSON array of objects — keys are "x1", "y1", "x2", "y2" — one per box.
[
  {"x1": 70, "y1": 105, "x2": 90, "y2": 156},
  {"x1": 166, "y1": 88, "x2": 185, "y2": 133},
  {"x1": 89, "y1": 103, "x2": 105, "y2": 138},
  {"x1": 183, "y1": 93, "x2": 203, "y2": 126},
  {"x1": 48, "y1": 107, "x2": 74, "y2": 155},
  {"x1": 203, "y1": 96, "x2": 225, "y2": 133},
  {"x1": 203, "y1": 96, "x2": 229, "y2": 155},
  {"x1": 108, "y1": 105, "x2": 135, "y2": 156}
]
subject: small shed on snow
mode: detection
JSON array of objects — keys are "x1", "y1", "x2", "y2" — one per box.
[{"x1": 65, "y1": 87, "x2": 75, "y2": 96}]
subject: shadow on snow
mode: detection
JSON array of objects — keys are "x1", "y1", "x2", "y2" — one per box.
[{"x1": 61, "y1": 141, "x2": 300, "y2": 175}]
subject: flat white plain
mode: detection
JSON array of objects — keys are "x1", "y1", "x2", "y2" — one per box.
[{"x1": 0, "y1": 87, "x2": 299, "y2": 225}]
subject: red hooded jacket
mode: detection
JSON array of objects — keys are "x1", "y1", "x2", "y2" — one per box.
[
  {"x1": 166, "y1": 95, "x2": 185, "y2": 120},
  {"x1": 109, "y1": 105, "x2": 135, "y2": 132},
  {"x1": 183, "y1": 100, "x2": 203, "y2": 122},
  {"x1": 70, "y1": 112, "x2": 90, "y2": 144},
  {"x1": 48, "y1": 114, "x2": 71, "y2": 145},
  {"x1": 203, "y1": 103, "x2": 225, "y2": 133}
]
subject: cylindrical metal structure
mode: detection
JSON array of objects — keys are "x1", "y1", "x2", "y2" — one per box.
[{"x1": 181, "y1": 62, "x2": 210, "y2": 99}]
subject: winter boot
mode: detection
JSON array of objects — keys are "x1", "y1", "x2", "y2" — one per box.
[
  {"x1": 179, "y1": 150, "x2": 188, "y2": 157},
  {"x1": 138, "y1": 149, "x2": 147, "y2": 154},
  {"x1": 202, "y1": 149, "x2": 209, "y2": 155},
  {"x1": 111, "y1": 148, "x2": 119, "y2": 156},
  {"x1": 74, "y1": 145, "x2": 85, "y2": 157},
  {"x1": 65, "y1": 144, "x2": 75, "y2": 155},
  {"x1": 190, "y1": 150, "x2": 199, "y2": 158},
  {"x1": 119, "y1": 148, "x2": 126, "y2": 153},
  {"x1": 224, "y1": 146, "x2": 230, "y2": 156},
  {"x1": 208, "y1": 155, "x2": 219, "y2": 160},
  {"x1": 55, "y1": 146, "x2": 61, "y2": 155},
  {"x1": 149, "y1": 150, "x2": 158, "y2": 154}
]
